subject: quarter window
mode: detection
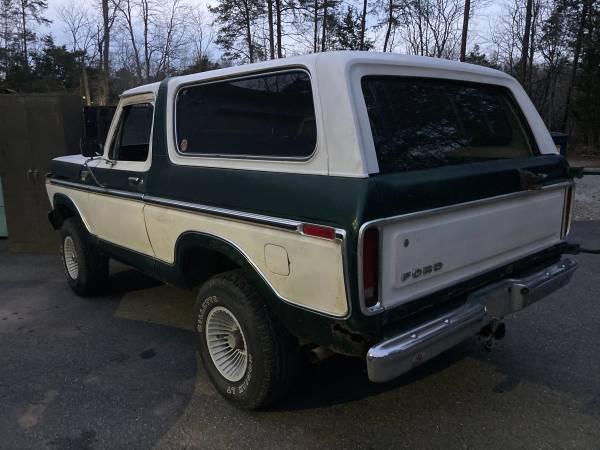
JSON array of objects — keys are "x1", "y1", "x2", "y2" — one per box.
[
  {"x1": 109, "y1": 103, "x2": 154, "y2": 162},
  {"x1": 175, "y1": 70, "x2": 316, "y2": 158}
]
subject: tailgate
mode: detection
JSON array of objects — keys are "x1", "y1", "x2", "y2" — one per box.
[{"x1": 375, "y1": 183, "x2": 572, "y2": 311}]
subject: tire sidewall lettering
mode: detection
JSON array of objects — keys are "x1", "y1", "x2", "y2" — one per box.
[
  {"x1": 226, "y1": 354, "x2": 253, "y2": 396},
  {"x1": 197, "y1": 295, "x2": 218, "y2": 334}
]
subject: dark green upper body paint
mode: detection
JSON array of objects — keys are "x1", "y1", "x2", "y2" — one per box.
[{"x1": 49, "y1": 78, "x2": 574, "y2": 355}]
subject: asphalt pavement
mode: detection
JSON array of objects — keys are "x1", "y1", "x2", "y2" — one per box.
[{"x1": 1, "y1": 222, "x2": 599, "y2": 449}]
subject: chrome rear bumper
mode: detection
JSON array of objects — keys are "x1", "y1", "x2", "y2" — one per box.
[{"x1": 366, "y1": 258, "x2": 577, "y2": 383}]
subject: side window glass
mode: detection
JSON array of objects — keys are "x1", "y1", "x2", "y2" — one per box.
[
  {"x1": 175, "y1": 71, "x2": 316, "y2": 158},
  {"x1": 109, "y1": 103, "x2": 154, "y2": 162}
]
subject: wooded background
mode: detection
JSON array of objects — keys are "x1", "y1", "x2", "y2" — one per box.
[{"x1": 1, "y1": 0, "x2": 598, "y2": 151}]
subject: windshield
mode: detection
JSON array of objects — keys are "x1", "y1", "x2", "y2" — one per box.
[{"x1": 361, "y1": 76, "x2": 536, "y2": 173}]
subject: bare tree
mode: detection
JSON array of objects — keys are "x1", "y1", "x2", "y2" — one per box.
[
  {"x1": 490, "y1": 0, "x2": 525, "y2": 73},
  {"x1": 382, "y1": 0, "x2": 395, "y2": 52},
  {"x1": 57, "y1": 1, "x2": 95, "y2": 54},
  {"x1": 537, "y1": 0, "x2": 569, "y2": 128},
  {"x1": 99, "y1": 0, "x2": 119, "y2": 104},
  {"x1": 397, "y1": 0, "x2": 463, "y2": 58},
  {"x1": 56, "y1": 0, "x2": 96, "y2": 103},
  {"x1": 459, "y1": 0, "x2": 470, "y2": 61},
  {"x1": 267, "y1": 0, "x2": 275, "y2": 58},
  {"x1": 520, "y1": 0, "x2": 533, "y2": 83},
  {"x1": 561, "y1": 0, "x2": 591, "y2": 130},
  {"x1": 526, "y1": 0, "x2": 541, "y2": 90},
  {"x1": 275, "y1": 0, "x2": 282, "y2": 57},
  {"x1": 359, "y1": 0, "x2": 367, "y2": 49},
  {"x1": 150, "y1": 0, "x2": 191, "y2": 77},
  {"x1": 313, "y1": 0, "x2": 318, "y2": 51},
  {"x1": 113, "y1": 0, "x2": 143, "y2": 81},
  {"x1": 320, "y1": 0, "x2": 327, "y2": 51},
  {"x1": 188, "y1": 9, "x2": 214, "y2": 67}
]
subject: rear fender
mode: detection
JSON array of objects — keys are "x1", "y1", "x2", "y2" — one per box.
[{"x1": 174, "y1": 231, "x2": 370, "y2": 355}]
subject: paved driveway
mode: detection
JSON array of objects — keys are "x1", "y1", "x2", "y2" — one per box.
[{"x1": 1, "y1": 222, "x2": 599, "y2": 449}]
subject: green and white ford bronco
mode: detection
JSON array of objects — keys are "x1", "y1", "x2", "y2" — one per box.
[{"x1": 46, "y1": 51, "x2": 577, "y2": 409}]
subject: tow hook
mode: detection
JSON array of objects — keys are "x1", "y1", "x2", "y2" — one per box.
[{"x1": 479, "y1": 320, "x2": 506, "y2": 351}]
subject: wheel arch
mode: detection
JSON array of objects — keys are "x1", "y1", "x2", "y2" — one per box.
[
  {"x1": 174, "y1": 231, "x2": 274, "y2": 298},
  {"x1": 49, "y1": 193, "x2": 91, "y2": 232}
]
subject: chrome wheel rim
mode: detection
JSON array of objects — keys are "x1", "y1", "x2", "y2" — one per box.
[
  {"x1": 205, "y1": 306, "x2": 248, "y2": 382},
  {"x1": 63, "y1": 236, "x2": 79, "y2": 279}
]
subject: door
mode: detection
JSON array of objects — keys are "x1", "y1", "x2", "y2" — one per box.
[
  {"x1": 0, "y1": 96, "x2": 37, "y2": 250},
  {"x1": 0, "y1": 94, "x2": 83, "y2": 252},
  {"x1": 85, "y1": 94, "x2": 155, "y2": 256},
  {"x1": 28, "y1": 95, "x2": 82, "y2": 251}
]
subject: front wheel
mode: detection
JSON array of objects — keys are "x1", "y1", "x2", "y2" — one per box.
[
  {"x1": 60, "y1": 217, "x2": 109, "y2": 296},
  {"x1": 194, "y1": 270, "x2": 300, "y2": 410}
]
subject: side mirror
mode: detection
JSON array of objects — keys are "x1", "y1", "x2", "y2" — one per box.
[{"x1": 80, "y1": 138, "x2": 103, "y2": 158}]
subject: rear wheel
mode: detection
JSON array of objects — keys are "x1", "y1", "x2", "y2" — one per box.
[
  {"x1": 60, "y1": 217, "x2": 109, "y2": 296},
  {"x1": 194, "y1": 270, "x2": 300, "y2": 410}
]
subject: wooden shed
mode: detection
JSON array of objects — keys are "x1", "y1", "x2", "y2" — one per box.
[{"x1": 0, "y1": 93, "x2": 82, "y2": 252}]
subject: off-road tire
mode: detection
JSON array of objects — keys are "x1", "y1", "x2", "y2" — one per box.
[
  {"x1": 60, "y1": 217, "x2": 109, "y2": 296},
  {"x1": 194, "y1": 270, "x2": 300, "y2": 410}
]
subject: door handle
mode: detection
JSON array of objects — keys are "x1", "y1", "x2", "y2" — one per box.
[
  {"x1": 27, "y1": 169, "x2": 40, "y2": 181},
  {"x1": 128, "y1": 176, "x2": 143, "y2": 186},
  {"x1": 518, "y1": 169, "x2": 548, "y2": 190}
]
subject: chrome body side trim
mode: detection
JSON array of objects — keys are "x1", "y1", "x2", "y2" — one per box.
[
  {"x1": 143, "y1": 195, "x2": 301, "y2": 231},
  {"x1": 366, "y1": 257, "x2": 577, "y2": 383},
  {"x1": 49, "y1": 178, "x2": 144, "y2": 200},
  {"x1": 357, "y1": 181, "x2": 575, "y2": 315}
]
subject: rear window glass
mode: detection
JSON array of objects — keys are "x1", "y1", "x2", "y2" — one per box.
[
  {"x1": 361, "y1": 76, "x2": 536, "y2": 173},
  {"x1": 175, "y1": 70, "x2": 316, "y2": 159}
]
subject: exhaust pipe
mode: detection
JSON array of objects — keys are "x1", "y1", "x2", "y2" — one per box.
[{"x1": 308, "y1": 346, "x2": 335, "y2": 363}]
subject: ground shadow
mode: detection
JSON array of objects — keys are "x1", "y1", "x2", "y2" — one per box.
[
  {"x1": 105, "y1": 266, "x2": 163, "y2": 296},
  {"x1": 275, "y1": 340, "x2": 478, "y2": 411}
]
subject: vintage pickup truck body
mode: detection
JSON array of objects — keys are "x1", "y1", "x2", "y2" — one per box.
[{"x1": 46, "y1": 52, "x2": 577, "y2": 408}]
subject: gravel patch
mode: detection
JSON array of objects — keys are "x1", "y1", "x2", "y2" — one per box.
[{"x1": 574, "y1": 170, "x2": 600, "y2": 220}]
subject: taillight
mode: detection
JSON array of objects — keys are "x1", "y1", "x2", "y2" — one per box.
[{"x1": 362, "y1": 227, "x2": 379, "y2": 308}]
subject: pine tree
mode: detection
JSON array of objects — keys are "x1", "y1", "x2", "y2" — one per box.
[
  {"x1": 16, "y1": 0, "x2": 50, "y2": 69},
  {"x1": 209, "y1": 0, "x2": 265, "y2": 63},
  {"x1": 332, "y1": 5, "x2": 374, "y2": 50}
]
